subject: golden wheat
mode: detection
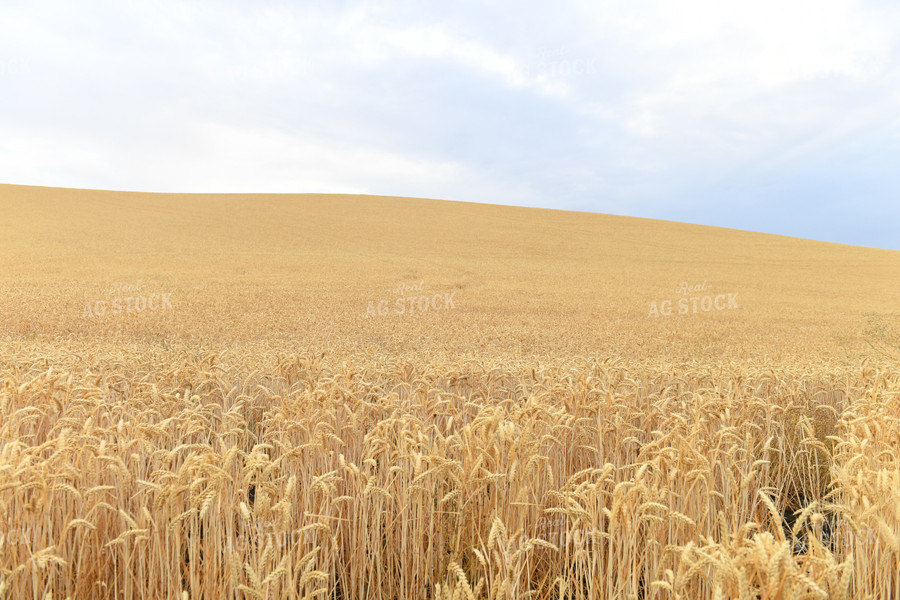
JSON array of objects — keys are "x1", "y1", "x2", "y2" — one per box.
[
  {"x1": 2, "y1": 185, "x2": 900, "y2": 598},
  {"x1": 0, "y1": 343, "x2": 897, "y2": 599}
]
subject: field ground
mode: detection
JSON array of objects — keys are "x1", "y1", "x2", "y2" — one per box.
[{"x1": 1, "y1": 183, "x2": 899, "y2": 599}]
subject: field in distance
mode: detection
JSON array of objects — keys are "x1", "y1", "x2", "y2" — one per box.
[{"x1": 1, "y1": 184, "x2": 899, "y2": 599}]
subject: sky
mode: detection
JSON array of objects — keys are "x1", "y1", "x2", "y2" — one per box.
[{"x1": 1, "y1": 0, "x2": 899, "y2": 250}]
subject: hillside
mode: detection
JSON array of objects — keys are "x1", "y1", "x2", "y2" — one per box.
[{"x1": 1, "y1": 183, "x2": 898, "y2": 362}]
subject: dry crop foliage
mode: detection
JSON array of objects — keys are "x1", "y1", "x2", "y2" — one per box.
[{"x1": 0, "y1": 340, "x2": 898, "y2": 600}]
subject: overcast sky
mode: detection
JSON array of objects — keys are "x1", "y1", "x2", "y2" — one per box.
[{"x1": 2, "y1": 0, "x2": 899, "y2": 250}]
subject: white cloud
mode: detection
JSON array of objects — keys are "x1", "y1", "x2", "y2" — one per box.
[
  {"x1": 578, "y1": 0, "x2": 892, "y2": 84},
  {"x1": 577, "y1": 1, "x2": 895, "y2": 117},
  {"x1": 0, "y1": 130, "x2": 110, "y2": 185},
  {"x1": 561, "y1": 0, "x2": 900, "y2": 198},
  {"x1": 332, "y1": 15, "x2": 574, "y2": 100}
]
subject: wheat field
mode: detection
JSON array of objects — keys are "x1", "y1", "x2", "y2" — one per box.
[{"x1": 1, "y1": 183, "x2": 899, "y2": 599}]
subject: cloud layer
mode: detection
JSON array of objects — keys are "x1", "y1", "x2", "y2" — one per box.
[{"x1": 2, "y1": 0, "x2": 898, "y2": 249}]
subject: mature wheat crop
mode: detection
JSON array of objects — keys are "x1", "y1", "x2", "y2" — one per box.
[
  {"x1": 1, "y1": 185, "x2": 899, "y2": 598},
  {"x1": 1, "y1": 343, "x2": 898, "y2": 599}
]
